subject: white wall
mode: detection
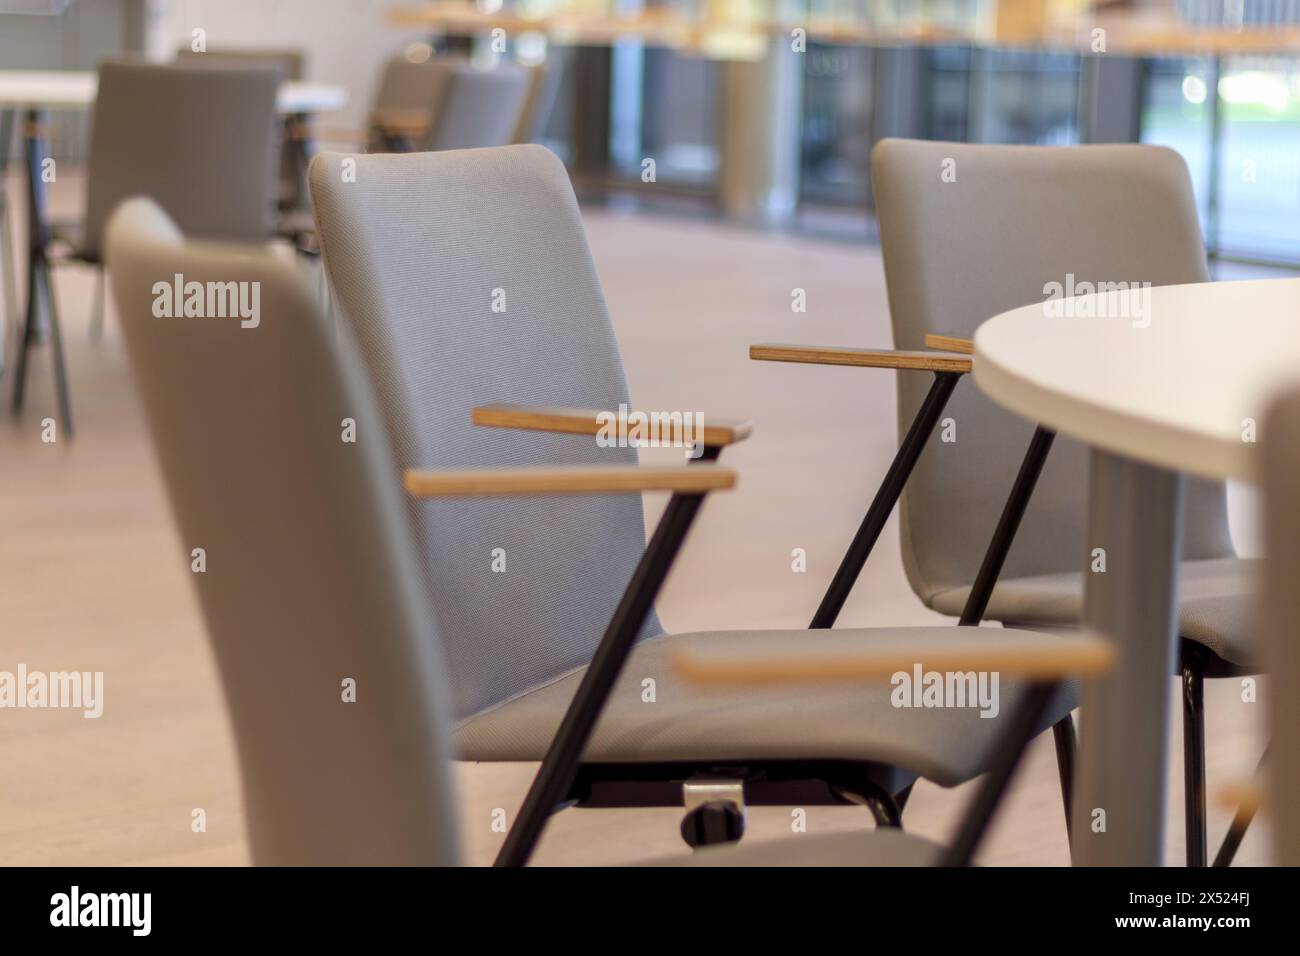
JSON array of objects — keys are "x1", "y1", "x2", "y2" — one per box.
[{"x1": 148, "y1": 0, "x2": 429, "y2": 126}]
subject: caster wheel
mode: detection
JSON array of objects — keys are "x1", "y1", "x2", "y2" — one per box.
[{"x1": 680, "y1": 800, "x2": 745, "y2": 848}]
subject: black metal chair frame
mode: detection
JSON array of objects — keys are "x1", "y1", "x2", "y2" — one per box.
[{"x1": 495, "y1": 373, "x2": 1083, "y2": 867}]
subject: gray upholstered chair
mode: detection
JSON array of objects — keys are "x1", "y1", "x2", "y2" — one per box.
[
  {"x1": 308, "y1": 144, "x2": 1080, "y2": 861},
  {"x1": 106, "y1": 196, "x2": 1109, "y2": 866},
  {"x1": 752, "y1": 139, "x2": 1256, "y2": 866},
  {"x1": 10, "y1": 59, "x2": 281, "y2": 435},
  {"x1": 1262, "y1": 385, "x2": 1300, "y2": 867}
]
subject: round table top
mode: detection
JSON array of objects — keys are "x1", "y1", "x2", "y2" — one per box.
[
  {"x1": 0, "y1": 69, "x2": 347, "y2": 114},
  {"x1": 973, "y1": 277, "x2": 1300, "y2": 482}
]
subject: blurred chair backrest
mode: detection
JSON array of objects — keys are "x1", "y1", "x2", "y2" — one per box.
[
  {"x1": 370, "y1": 56, "x2": 531, "y2": 152},
  {"x1": 369, "y1": 55, "x2": 453, "y2": 152},
  {"x1": 1262, "y1": 384, "x2": 1300, "y2": 865},
  {"x1": 0, "y1": 107, "x2": 14, "y2": 174},
  {"x1": 309, "y1": 146, "x2": 658, "y2": 721},
  {"x1": 104, "y1": 198, "x2": 461, "y2": 866},
  {"x1": 174, "y1": 46, "x2": 306, "y2": 80},
  {"x1": 871, "y1": 139, "x2": 1234, "y2": 605},
  {"x1": 428, "y1": 60, "x2": 531, "y2": 151},
  {"x1": 173, "y1": 47, "x2": 306, "y2": 206},
  {"x1": 511, "y1": 60, "x2": 563, "y2": 144},
  {"x1": 81, "y1": 60, "x2": 281, "y2": 262}
]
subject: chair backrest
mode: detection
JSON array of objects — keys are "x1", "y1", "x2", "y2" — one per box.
[
  {"x1": 429, "y1": 61, "x2": 531, "y2": 151},
  {"x1": 310, "y1": 145, "x2": 658, "y2": 720},
  {"x1": 871, "y1": 139, "x2": 1234, "y2": 604},
  {"x1": 172, "y1": 47, "x2": 307, "y2": 209},
  {"x1": 175, "y1": 46, "x2": 306, "y2": 80},
  {"x1": 81, "y1": 60, "x2": 280, "y2": 261},
  {"x1": 511, "y1": 61, "x2": 563, "y2": 144},
  {"x1": 104, "y1": 198, "x2": 461, "y2": 866},
  {"x1": 1262, "y1": 384, "x2": 1300, "y2": 865},
  {"x1": 0, "y1": 108, "x2": 14, "y2": 176},
  {"x1": 370, "y1": 56, "x2": 530, "y2": 152}
]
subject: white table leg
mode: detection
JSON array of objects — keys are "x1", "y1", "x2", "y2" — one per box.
[{"x1": 1072, "y1": 448, "x2": 1184, "y2": 866}]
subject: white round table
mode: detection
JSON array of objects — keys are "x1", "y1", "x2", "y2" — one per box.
[{"x1": 974, "y1": 277, "x2": 1300, "y2": 866}]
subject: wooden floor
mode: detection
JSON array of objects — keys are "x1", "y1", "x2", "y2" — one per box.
[{"x1": 0, "y1": 176, "x2": 1272, "y2": 866}]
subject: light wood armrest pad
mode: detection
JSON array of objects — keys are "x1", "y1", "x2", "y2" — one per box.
[
  {"x1": 472, "y1": 405, "x2": 752, "y2": 447},
  {"x1": 405, "y1": 464, "x2": 736, "y2": 497},
  {"x1": 1216, "y1": 779, "x2": 1266, "y2": 814},
  {"x1": 671, "y1": 630, "x2": 1113, "y2": 686},
  {"x1": 372, "y1": 108, "x2": 431, "y2": 134},
  {"x1": 924, "y1": 333, "x2": 974, "y2": 355},
  {"x1": 302, "y1": 125, "x2": 370, "y2": 145},
  {"x1": 750, "y1": 343, "x2": 972, "y2": 373}
]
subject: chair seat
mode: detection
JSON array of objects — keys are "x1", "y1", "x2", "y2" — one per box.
[
  {"x1": 640, "y1": 826, "x2": 943, "y2": 867},
  {"x1": 928, "y1": 557, "x2": 1258, "y2": 669},
  {"x1": 456, "y1": 626, "x2": 1076, "y2": 788}
]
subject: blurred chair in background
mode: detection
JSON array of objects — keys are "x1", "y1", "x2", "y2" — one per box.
[
  {"x1": 11, "y1": 59, "x2": 281, "y2": 434},
  {"x1": 292, "y1": 55, "x2": 534, "y2": 255},
  {"x1": 174, "y1": 46, "x2": 310, "y2": 217},
  {"x1": 312, "y1": 55, "x2": 532, "y2": 154}
]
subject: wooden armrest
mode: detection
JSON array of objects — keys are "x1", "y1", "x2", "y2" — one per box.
[
  {"x1": 671, "y1": 630, "x2": 1113, "y2": 686},
  {"x1": 405, "y1": 464, "x2": 736, "y2": 497},
  {"x1": 372, "y1": 108, "x2": 431, "y2": 135},
  {"x1": 750, "y1": 343, "x2": 972, "y2": 373},
  {"x1": 472, "y1": 405, "x2": 752, "y2": 448},
  {"x1": 306, "y1": 125, "x2": 371, "y2": 145},
  {"x1": 1216, "y1": 779, "x2": 1266, "y2": 814},
  {"x1": 924, "y1": 333, "x2": 974, "y2": 355}
]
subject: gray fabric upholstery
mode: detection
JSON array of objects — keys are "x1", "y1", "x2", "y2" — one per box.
[
  {"x1": 80, "y1": 60, "x2": 280, "y2": 262},
  {"x1": 430, "y1": 61, "x2": 531, "y2": 151},
  {"x1": 871, "y1": 140, "x2": 1244, "y2": 654},
  {"x1": 310, "y1": 146, "x2": 660, "y2": 720},
  {"x1": 105, "y1": 200, "x2": 461, "y2": 866},
  {"x1": 929, "y1": 557, "x2": 1259, "y2": 667},
  {"x1": 369, "y1": 56, "x2": 453, "y2": 152},
  {"x1": 1262, "y1": 386, "x2": 1300, "y2": 865},
  {"x1": 173, "y1": 47, "x2": 307, "y2": 207},
  {"x1": 457, "y1": 626, "x2": 1076, "y2": 788},
  {"x1": 643, "y1": 826, "x2": 942, "y2": 867}
]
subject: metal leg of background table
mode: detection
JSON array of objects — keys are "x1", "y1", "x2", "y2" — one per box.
[{"x1": 1071, "y1": 448, "x2": 1184, "y2": 866}]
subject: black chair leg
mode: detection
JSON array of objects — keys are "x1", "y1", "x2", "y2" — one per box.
[
  {"x1": 40, "y1": 260, "x2": 73, "y2": 438},
  {"x1": 1182, "y1": 648, "x2": 1207, "y2": 867},
  {"x1": 832, "y1": 781, "x2": 902, "y2": 828},
  {"x1": 1051, "y1": 714, "x2": 1076, "y2": 847},
  {"x1": 10, "y1": 253, "x2": 35, "y2": 414}
]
